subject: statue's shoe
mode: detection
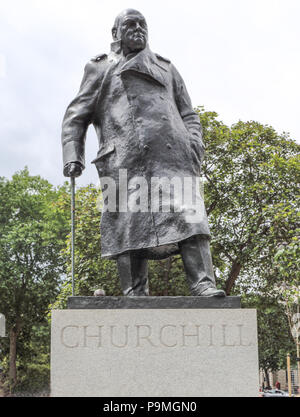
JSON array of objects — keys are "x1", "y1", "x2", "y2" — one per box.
[{"x1": 199, "y1": 287, "x2": 226, "y2": 297}]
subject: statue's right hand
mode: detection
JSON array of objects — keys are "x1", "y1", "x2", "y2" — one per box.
[{"x1": 63, "y1": 162, "x2": 83, "y2": 178}]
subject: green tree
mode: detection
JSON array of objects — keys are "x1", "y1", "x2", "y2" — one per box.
[
  {"x1": 197, "y1": 107, "x2": 300, "y2": 295},
  {"x1": 0, "y1": 168, "x2": 69, "y2": 391},
  {"x1": 245, "y1": 296, "x2": 295, "y2": 385}
]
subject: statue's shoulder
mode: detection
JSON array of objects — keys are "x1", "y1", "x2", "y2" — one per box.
[
  {"x1": 83, "y1": 53, "x2": 108, "y2": 78},
  {"x1": 155, "y1": 53, "x2": 171, "y2": 64},
  {"x1": 91, "y1": 53, "x2": 108, "y2": 63}
]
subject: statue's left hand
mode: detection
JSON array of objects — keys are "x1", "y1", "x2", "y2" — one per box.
[{"x1": 63, "y1": 162, "x2": 83, "y2": 178}]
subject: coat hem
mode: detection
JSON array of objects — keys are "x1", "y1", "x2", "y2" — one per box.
[{"x1": 101, "y1": 232, "x2": 211, "y2": 260}]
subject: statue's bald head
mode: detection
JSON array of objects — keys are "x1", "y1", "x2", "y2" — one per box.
[
  {"x1": 112, "y1": 9, "x2": 147, "y2": 41},
  {"x1": 111, "y1": 9, "x2": 148, "y2": 55}
]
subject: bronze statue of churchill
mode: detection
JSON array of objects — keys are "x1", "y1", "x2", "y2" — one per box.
[{"x1": 61, "y1": 9, "x2": 225, "y2": 298}]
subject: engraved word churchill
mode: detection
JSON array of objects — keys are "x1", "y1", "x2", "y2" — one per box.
[
  {"x1": 60, "y1": 323, "x2": 253, "y2": 349},
  {"x1": 61, "y1": 9, "x2": 226, "y2": 298}
]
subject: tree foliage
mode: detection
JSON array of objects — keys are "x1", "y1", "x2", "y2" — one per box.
[
  {"x1": 197, "y1": 107, "x2": 299, "y2": 295},
  {"x1": 0, "y1": 168, "x2": 69, "y2": 391},
  {"x1": 244, "y1": 296, "x2": 295, "y2": 373}
]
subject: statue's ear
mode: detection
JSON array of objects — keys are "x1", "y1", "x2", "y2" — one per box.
[{"x1": 112, "y1": 27, "x2": 117, "y2": 41}]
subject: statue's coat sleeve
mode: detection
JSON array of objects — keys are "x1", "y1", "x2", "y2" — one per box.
[{"x1": 61, "y1": 60, "x2": 102, "y2": 170}]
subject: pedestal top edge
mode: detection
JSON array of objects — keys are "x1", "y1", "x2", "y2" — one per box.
[{"x1": 66, "y1": 296, "x2": 241, "y2": 309}]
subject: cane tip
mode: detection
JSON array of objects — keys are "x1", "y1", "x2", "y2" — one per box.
[{"x1": 94, "y1": 289, "x2": 106, "y2": 297}]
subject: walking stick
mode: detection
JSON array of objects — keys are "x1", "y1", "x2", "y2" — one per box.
[{"x1": 71, "y1": 176, "x2": 75, "y2": 296}]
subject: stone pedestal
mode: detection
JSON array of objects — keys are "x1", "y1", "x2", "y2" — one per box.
[{"x1": 51, "y1": 297, "x2": 259, "y2": 397}]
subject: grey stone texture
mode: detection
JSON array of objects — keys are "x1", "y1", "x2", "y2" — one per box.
[
  {"x1": 67, "y1": 296, "x2": 241, "y2": 309},
  {"x1": 51, "y1": 308, "x2": 259, "y2": 397}
]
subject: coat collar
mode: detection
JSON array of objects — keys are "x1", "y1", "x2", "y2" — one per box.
[{"x1": 112, "y1": 44, "x2": 168, "y2": 87}]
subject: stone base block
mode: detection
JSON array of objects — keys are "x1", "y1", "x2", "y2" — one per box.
[{"x1": 51, "y1": 308, "x2": 259, "y2": 397}]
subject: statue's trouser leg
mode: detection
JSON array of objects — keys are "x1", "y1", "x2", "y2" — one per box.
[
  {"x1": 116, "y1": 251, "x2": 149, "y2": 296},
  {"x1": 179, "y1": 235, "x2": 216, "y2": 296}
]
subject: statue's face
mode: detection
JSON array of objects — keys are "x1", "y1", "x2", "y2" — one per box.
[{"x1": 119, "y1": 12, "x2": 148, "y2": 53}]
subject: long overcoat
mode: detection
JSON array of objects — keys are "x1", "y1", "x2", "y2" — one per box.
[{"x1": 62, "y1": 43, "x2": 210, "y2": 259}]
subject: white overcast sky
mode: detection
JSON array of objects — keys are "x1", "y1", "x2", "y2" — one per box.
[{"x1": 0, "y1": 0, "x2": 299, "y2": 186}]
